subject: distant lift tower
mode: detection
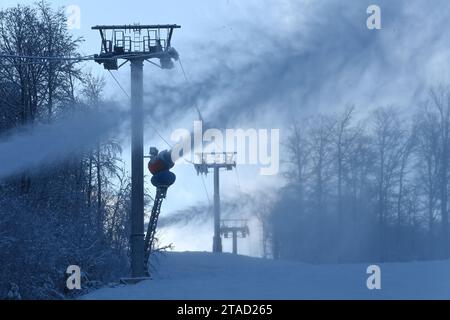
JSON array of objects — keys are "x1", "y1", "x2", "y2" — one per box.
[
  {"x1": 220, "y1": 219, "x2": 250, "y2": 255},
  {"x1": 195, "y1": 152, "x2": 237, "y2": 253},
  {"x1": 92, "y1": 24, "x2": 180, "y2": 278}
]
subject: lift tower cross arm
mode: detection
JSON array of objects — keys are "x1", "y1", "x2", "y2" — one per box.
[{"x1": 91, "y1": 24, "x2": 181, "y2": 70}]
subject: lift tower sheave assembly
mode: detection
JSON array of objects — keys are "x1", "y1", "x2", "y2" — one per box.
[
  {"x1": 195, "y1": 152, "x2": 237, "y2": 253},
  {"x1": 92, "y1": 24, "x2": 180, "y2": 279}
]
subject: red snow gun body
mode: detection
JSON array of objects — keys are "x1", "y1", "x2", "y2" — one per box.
[{"x1": 148, "y1": 148, "x2": 176, "y2": 188}]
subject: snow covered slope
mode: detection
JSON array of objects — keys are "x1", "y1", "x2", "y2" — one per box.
[{"x1": 83, "y1": 252, "x2": 450, "y2": 300}]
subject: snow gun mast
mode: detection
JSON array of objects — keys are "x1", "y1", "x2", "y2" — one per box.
[{"x1": 144, "y1": 147, "x2": 176, "y2": 273}]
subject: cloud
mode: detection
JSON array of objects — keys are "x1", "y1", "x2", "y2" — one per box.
[
  {"x1": 145, "y1": 0, "x2": 450, "y2": 129},
  {"x1": 0, "y1": 106, "x2": 127, "y2": 179}
]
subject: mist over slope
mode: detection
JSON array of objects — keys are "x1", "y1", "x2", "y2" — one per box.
[
  {"x1": 0, "y1": 108, "x2": 127, "y2": 179},
  {"x1": 83, "y1": 252, "x2": 450, "y2": 300}
]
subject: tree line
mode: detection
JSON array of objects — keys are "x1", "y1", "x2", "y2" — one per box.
[
  {"x1": 0, "y1": 2, "x2": 131, "y2": 299},
  {"x1": 268, "y1": 92, "x2": 450, "y2": 263}
]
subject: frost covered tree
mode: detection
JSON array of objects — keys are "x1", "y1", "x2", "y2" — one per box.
[{"x1": 0, "y1": 2, "x2": 130, "y2": 299}]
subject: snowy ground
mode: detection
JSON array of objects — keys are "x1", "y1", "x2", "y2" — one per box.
[{"x1": 83, "y1": 252, "x2": 450, "y2": 300}]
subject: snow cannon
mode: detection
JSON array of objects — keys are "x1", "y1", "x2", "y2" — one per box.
[
  {"x1": 144, "y1": 147, "x2": 177, "y2": 269},
  {"x1": 148, "y1": 147, "x2": 176, "y2": 195}
]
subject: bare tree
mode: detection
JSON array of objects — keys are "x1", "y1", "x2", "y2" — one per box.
[
  {"x1": 307, "y1": 115, "x2": 336, "y2": 218},
  {"x1": 284, "y1": 120, "x2": 310, "y2": 203},
  {"x1": 426, "y1": 87, "x2": 450, "y2": 258},
  {"x1": 334, "y1": 106, "x2": 355, "y2": 232},
  {"x1": 415, "y1": 104, "x2": 440, "y2": 258}
]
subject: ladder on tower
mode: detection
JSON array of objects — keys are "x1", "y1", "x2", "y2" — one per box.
[
  {"x1": 133, "y1": 29, "x2": 141, "y2": 52},
  {"x1": 143, "y1": 187, "x2": 168, "y2": 271}
]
